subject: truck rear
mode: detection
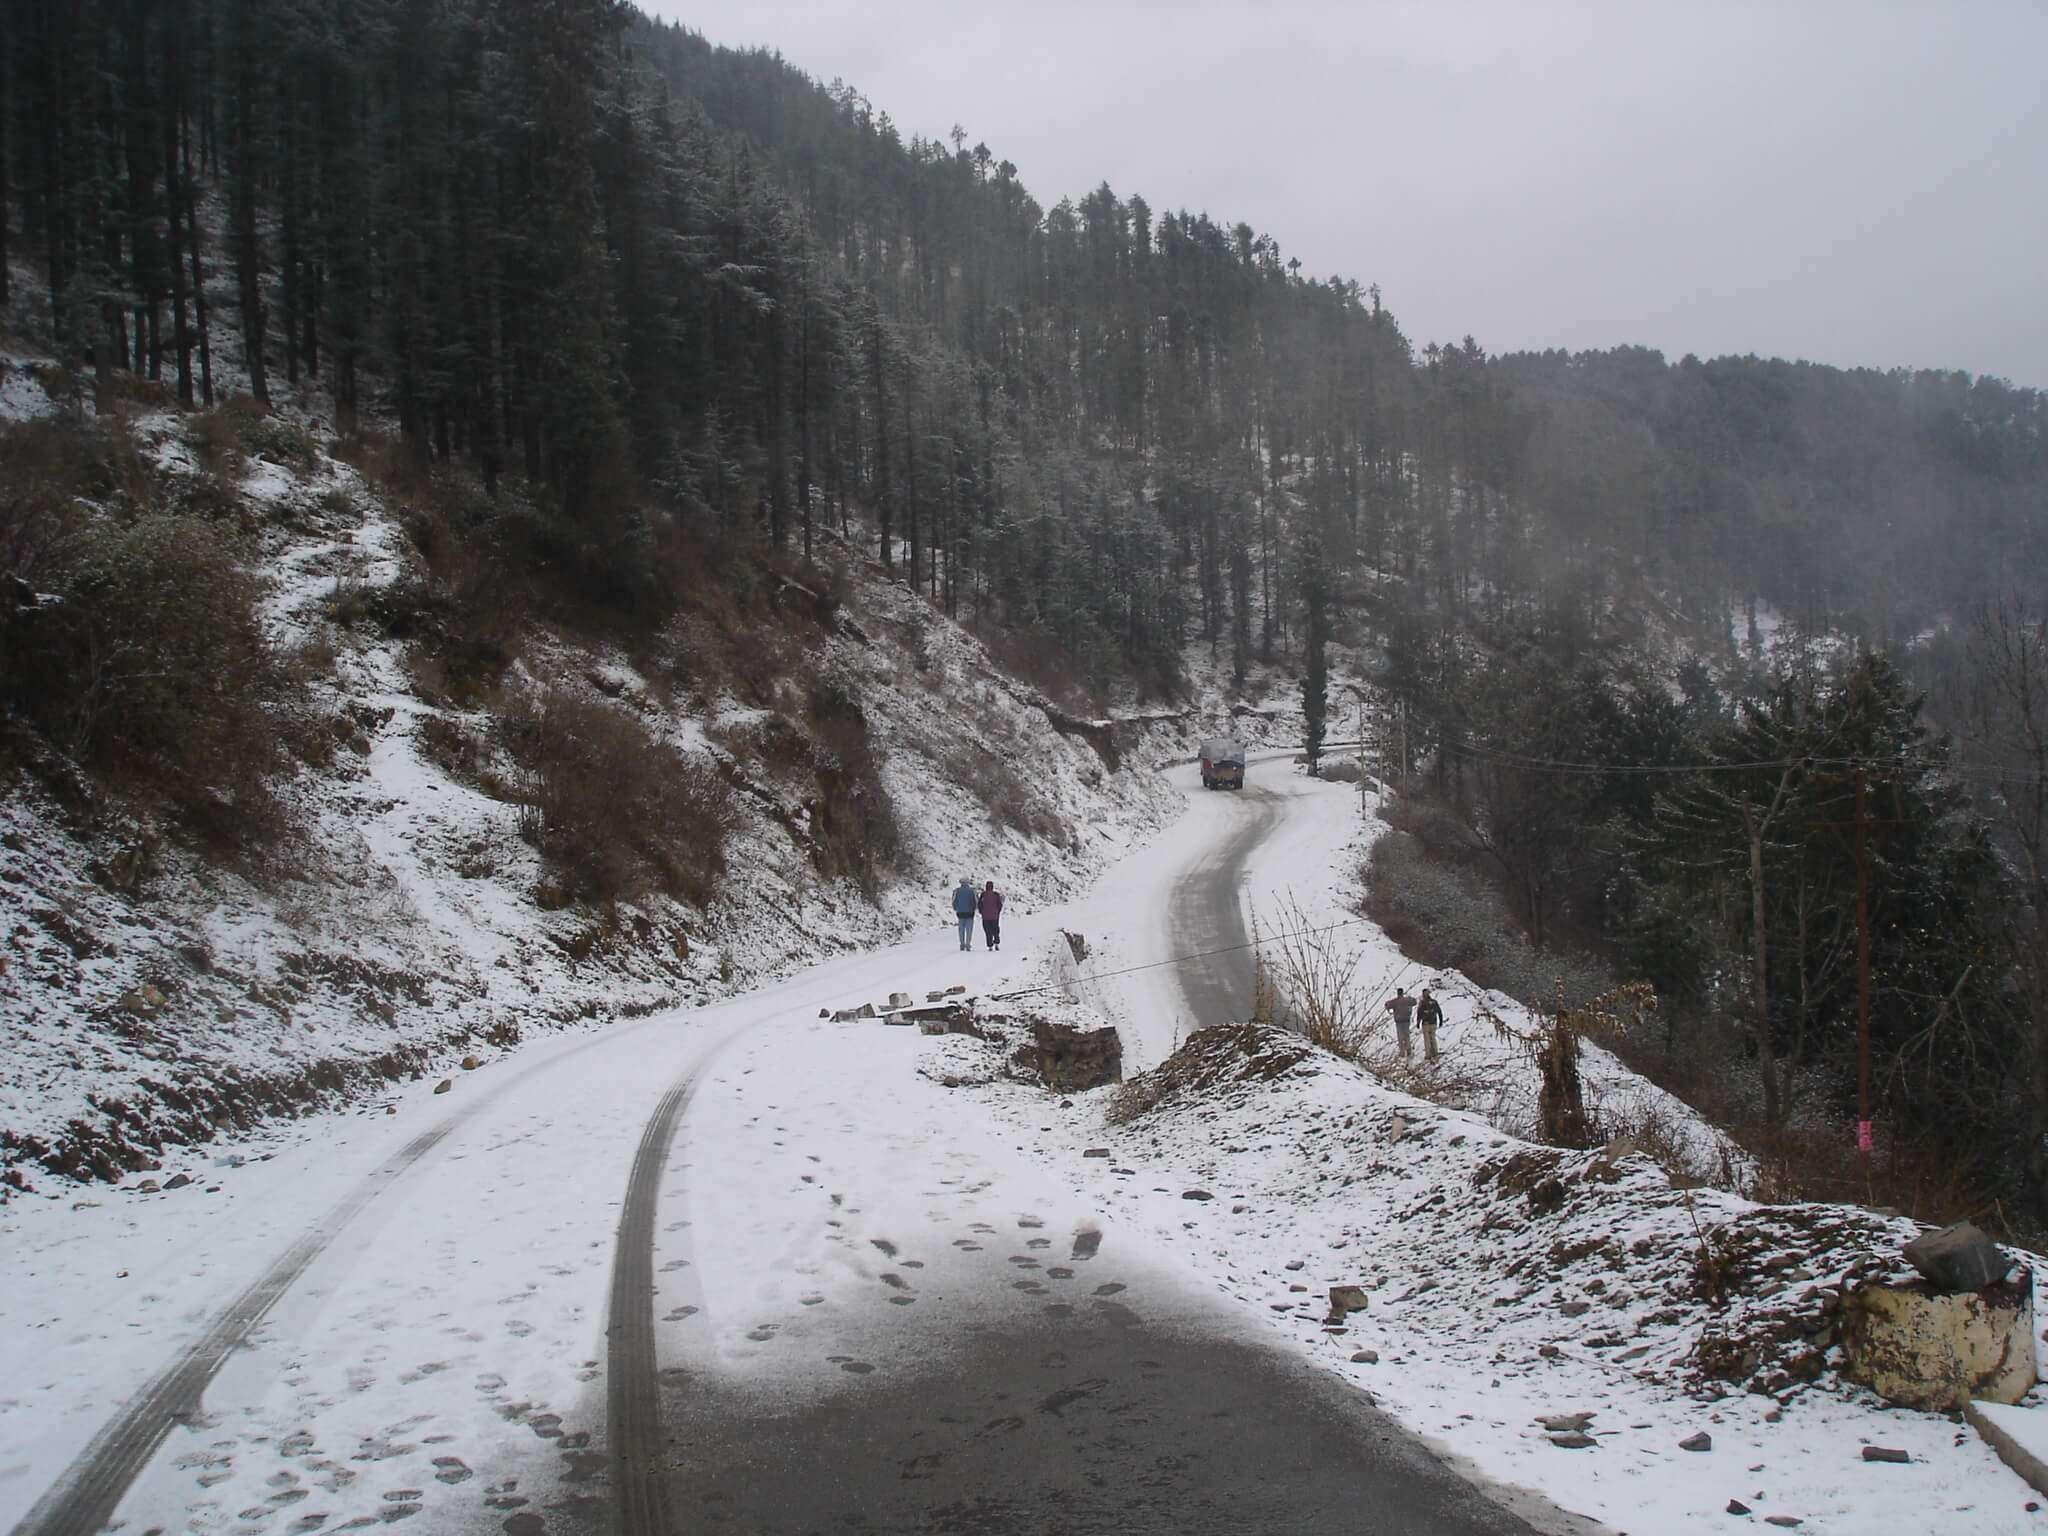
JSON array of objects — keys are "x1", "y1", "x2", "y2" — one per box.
[{"x1": 1199, "y1": 737, "x2": 1246, "y2": 789}]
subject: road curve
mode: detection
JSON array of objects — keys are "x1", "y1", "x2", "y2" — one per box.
[{"x1": 1167, "y1": 782, "x2": 1284, "y2": 1029}]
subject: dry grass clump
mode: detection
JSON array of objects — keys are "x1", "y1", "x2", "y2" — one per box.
[{"x1": 501, "y1": 685, "x2": 735, "y2": 907}]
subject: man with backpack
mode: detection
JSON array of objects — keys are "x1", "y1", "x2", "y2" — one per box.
[
  {"x1": 1416, "y1": 987, "x2": 1444, "y2": 1062},
  {"x1": 952, "y1": 877, "x2": 977, "y2": 951},
  {"x1": 977, "y1": 880, "x2": 1004, "y2": 951}
]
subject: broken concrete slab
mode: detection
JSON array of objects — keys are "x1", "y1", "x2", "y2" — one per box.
[{"x1": 1964, "y1": 1400, "x2": 2048, "y2": 1500}]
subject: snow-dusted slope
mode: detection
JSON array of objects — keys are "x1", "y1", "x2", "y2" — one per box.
[{"x1": 0, "y1": 380, "x2": 1177, "y2": 1190}]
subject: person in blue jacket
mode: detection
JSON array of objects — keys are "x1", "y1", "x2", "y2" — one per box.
[{"x1": 952, "y1": 877, "x2": 978, "y2": 951}]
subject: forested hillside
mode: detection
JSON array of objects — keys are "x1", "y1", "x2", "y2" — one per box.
[
  {"x1": 3, "y1": 1, "x2": 2045, "y2": 1228},
  {"x1": 6, "y1": 1, "x2": 2042, "y2": 682}
]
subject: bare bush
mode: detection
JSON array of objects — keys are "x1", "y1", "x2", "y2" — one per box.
[
  {"x1": 1252, "y1": 895, "x2": 1404, "y2": 1063},
  {"x1": 1, "y1": 420, "x2": 294, "y2": 847},
  {"x1": 943, "y1": 734, "x2": 1071, "y2": 846},
  {"x1": 501, "y1": 686, "x2": 735, "y2": 906},
  {"x1": 807, "y1": 678, "x2": 901, "y2": 896}
]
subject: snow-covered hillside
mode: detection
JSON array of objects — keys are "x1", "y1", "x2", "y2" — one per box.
[{"x1": 0, "y1": 356, "x2": 1194, "y2": 1191}]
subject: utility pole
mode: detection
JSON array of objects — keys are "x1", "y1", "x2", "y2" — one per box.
[{"x1": 1855, "y1": 767, "x2": 1873, "y2": 1166}]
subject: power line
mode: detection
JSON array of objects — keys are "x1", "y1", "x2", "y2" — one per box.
[
  {"x1": 1432, "y1": 738, "x2": 2048, "y2": 790},
  {"x1": 984, "y1": 915, "x2": 1380, "y2": 1004}
]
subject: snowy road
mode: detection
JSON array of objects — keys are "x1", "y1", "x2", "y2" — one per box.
[{"x1": 5, "y1": 761, "x2": 1567, "y2": 1536}]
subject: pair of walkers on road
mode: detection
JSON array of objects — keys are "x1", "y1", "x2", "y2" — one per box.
[
  {"x1": 951, "y1": 878, "x2": 1004, "y2": 952},
  {"x1": 1384, "y1": 985, "x2": 1443, "y2": 1061}
]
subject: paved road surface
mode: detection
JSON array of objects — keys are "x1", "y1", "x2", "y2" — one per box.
[
  {"x1": 1166, "y1": 783, "x2": 1283, "y2": 1030},
  {"x1": 626, "y1": 773, "x2": 1565, "y2": 1536},
  {"x1": 650, "y1": 1243, "x2": 1540, "y2": 1536}
]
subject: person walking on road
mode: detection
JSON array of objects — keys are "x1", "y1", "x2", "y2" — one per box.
[
  {"x1": 1416, "y1": 987, "x2": 1443, "y2": 1062},
  {"x1": 1385, "y1": 986, "x2": 1417, "y2": 1059},
  {"x1": 977, "y1": 880, "x2": 1005, "y2": 951},
  {"x1": 952, "y1": 877, "x2": 978, "y2": 952}
]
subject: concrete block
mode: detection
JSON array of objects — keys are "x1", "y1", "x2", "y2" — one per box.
[
  {"x1": 1964, "y1": 1399, "x2": 2048, "y2": 1499},
  {"x1": 1840, "y1": 1268, "x2": 2035, "y2": 1411}
]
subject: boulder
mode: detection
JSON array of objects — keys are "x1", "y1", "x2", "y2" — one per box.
[
  {"x1": 1840, "y1": 1268, "x2": 2035, "y2": 1411},
  {"x1": 1327, "y1": 1285, "x2": 1370, "y2": 1321},
  {"x1": 1904, "y1": 1222, "x2": 2010, "y2": 1293},
  {"x1": 1679, "y1": 1431, "x2": 1712, "y2": 1452},
  {"x1": 945, "y1": 985, "x2": 966, "y2": 996},
  {"x1": 433, "y1": 1079, "x2": 453, "y2": 1095},
  {"x1": 889, "y1": 992, "x2": 913, "y2": 1009},
  {"x1": 460, "y1": 1056, "x2": 480, "y2": 1071},
  {"x1": 855, "y1": 1003, "x2": 878, "y2": 1019},
  {"x1": 1062, "y1": 930, "x2": 1090, "y2": 963}
]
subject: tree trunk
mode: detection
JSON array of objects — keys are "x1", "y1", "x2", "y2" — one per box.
[{"x1": 1742, "y1": 800, "x2": 1783, "y2": 1128}]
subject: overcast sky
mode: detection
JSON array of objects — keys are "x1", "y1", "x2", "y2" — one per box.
[{"x1": 644, "y1": 2, "x2": 2047, "y2": 388}]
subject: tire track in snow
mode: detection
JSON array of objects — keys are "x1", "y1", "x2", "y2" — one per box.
[
  {"x1": 604, "y1": 1033, "x2": 743, "y2": 1536},
  {"x1": 10, "y1": 1027, "x2": 626, "y2": 1536}
]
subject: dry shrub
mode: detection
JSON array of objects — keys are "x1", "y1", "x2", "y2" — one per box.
[
  {"x1": 415, "y1": 712, "x2": 491, "y2": 787},
  {"x1": 941, "y1": 701, "x2": 1071, "y2": 845},
  {"x1": 1254, "y1": 895, "x2": 1388, "y2": 1060},
  {"x1": 807, "y1": 678, "x2": 901, "y2": 896},
  {"x1": 0, "y1": 418, "x2": 293, "y2": 848},
  {"x1": 974, "y1": 616, "x2": 1109, "y2": 715},
  {"x1": 190, "y1": 396, "x2": 270, "y2": 476},
  {"x1": 501, "y1": 685, "x2": 734, "y2": 906},
  {"x1": 1364, "y1": 823, "x2": 1614, "y2": 1011}
]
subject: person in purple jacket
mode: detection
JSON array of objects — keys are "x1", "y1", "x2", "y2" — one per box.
[{"x1": 977, "y1": 880, "x2": 1004, "y2": 951}]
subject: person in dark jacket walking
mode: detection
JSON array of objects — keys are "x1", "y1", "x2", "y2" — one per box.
[
  {"x1": 1416, "y1": 987, "x2": 1443, "y2": 1062},
  {"x1": 952, "y1": 877, "x2": 977, "y2": 951},
  {"x1": 977, "y1": 881, "x2": 1004, "y2": 951}
]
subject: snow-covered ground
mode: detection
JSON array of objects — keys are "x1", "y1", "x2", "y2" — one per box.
[
  {"x1": 7, "y1": 760, "x2": 2044, "y2": 1534},
  {"x1": 5, "y1": 329, "x2": 2040, "y2": 1533}
]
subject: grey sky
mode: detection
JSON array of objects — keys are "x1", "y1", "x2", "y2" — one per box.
[{"x1": 645, "y1": 2, "x2": 2048, "y2": 387}]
